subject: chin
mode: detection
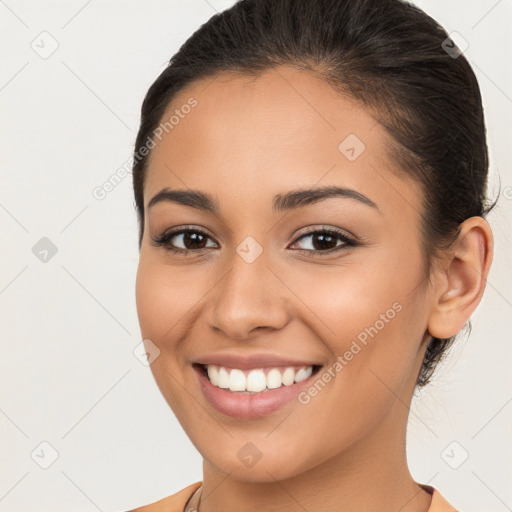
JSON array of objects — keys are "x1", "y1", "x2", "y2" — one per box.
[{"x1": 200, "y1": 440, "x2": 325, "y2": 484}]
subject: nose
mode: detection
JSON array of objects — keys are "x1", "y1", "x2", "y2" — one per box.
[{"x1": 205, "y1": 247, "x2": 291, "y2": 340}]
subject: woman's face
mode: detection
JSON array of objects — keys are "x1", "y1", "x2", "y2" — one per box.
[{"x1": 135, "y1": 65, "x2": 434, "y2": 481}]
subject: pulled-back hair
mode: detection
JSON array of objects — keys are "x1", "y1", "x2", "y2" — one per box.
[{"x1": 132, "y1": 0, "x2": 496, "y2": 387}]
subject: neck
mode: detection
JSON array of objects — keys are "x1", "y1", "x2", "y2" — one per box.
[{"x1": 198, "y1": 397, "x2": 432, "y2": 512}]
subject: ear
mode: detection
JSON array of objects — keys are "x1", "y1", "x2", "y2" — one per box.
[{"x1": 427, "y1": 216, "x2": 494, "y2": 339}]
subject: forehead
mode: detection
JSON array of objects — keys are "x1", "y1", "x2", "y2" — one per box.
[{"x1": 143, "y1": 65, "x2": 421, "y2": 218}]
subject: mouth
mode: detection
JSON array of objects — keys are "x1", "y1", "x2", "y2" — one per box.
[
  {"x1": 193, "y1": 361, "x2": 323, "y2": 419},
  {"x1": 194, "y1": 363, "x2": 323, "y2": 394}
]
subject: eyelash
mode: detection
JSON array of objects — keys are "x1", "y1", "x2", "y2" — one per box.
[{"x1": 151, "y1": 225, "x2": 359, "y2": 258}]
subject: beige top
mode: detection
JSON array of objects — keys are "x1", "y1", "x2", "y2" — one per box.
[{"x1": 127, "y1": 481, "x2": 459, "y2": 511}]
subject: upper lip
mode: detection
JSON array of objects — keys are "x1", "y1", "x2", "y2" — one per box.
[{"x1": 193, "y1": 352, "x2": 323, "y2": 370}]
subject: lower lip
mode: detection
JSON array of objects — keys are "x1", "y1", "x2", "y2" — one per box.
[{"x1": 194, "y1": 364, "x2": 320, "y2": 419}]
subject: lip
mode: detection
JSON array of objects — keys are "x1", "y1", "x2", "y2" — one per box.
[
  {"x1": 193, "y1": 362, "x2": 322, "y2": 419},
  {"x1": 193, "y1": 352, "x2": 323, "y2": 370}
]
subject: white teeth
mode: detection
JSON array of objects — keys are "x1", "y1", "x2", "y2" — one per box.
[
  {"x1": 282, "y1": 367, "x2": 296, "y2": 386},
  {"x1": 266, "y1": 368, "x2": 282, "y2": 389},
  {"x1": 294, "y1": 366, "x2": 313, "y2": 382},
  {"x1": 229, "y1": 369, "x2": 246, "y2": 391},
  {"x1": 207, "y1": 365, "x2": 218, "y2": 384},
  {"x1": 217, "y1": 367, "x2": 230, "y2": 389},
  {"x1": 204, "y1": 364, "x2": 315, "y2": 393},
  {"x1": 247, "y1": 369, "x2": 267, "y2": 392}
]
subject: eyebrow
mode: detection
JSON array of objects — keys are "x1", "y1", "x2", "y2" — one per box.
[{"x1": 147, "y1": 185, "x2": 379, "y2": 213}]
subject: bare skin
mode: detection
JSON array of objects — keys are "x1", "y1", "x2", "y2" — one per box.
[{"x1": 134, "y1": 65, "x2": 493, "y2": 511}]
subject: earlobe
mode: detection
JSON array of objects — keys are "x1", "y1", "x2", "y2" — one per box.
[{"x1": 427, "y1": 217, "x2": 494, "y2": 339}]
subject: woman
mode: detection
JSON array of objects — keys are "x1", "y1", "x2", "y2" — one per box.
[{"x1": 128, "y1": 0, "x2": 495, "y2": 510}]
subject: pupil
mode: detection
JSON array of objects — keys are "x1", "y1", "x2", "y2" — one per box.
[
  {"x1": 313, "y1": 233, "x2": 336, "y2": 250},
  {"x1": 185, "y1": 232, "x2": 206, "y2": 249}
]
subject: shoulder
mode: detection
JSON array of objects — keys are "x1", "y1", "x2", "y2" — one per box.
[
  {"x1": 126, "y1": 481, "x2": 202, "y2": 512},
  {"x1": 422, "y1": 484, "x2": 459, "y2": 512}
]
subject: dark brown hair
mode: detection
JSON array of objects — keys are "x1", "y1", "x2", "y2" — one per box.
[{"x1": 131, "y1": 0, "x2": 496, "y2": 387}]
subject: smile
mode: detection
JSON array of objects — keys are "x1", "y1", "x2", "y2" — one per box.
[
  {"x1": 202, "y1": 364, "x2": 318, "y2": 393},
  {"x1": 193, "y1": 363, "x2": 323, "y2": 419}
]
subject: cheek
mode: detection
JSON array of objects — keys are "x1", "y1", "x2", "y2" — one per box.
[
  {"x1": 135, "y1": 257, "x2": 215, "y2": 407},
  {"x1": 135, "y1": 256, "x2": 202, "y2": 342},
  {"x1": 135, "y1": 263, "x2": 168, "y2": 341},
  {"x1": 291, "y1": 252, "x2": 426, "y2": 402},
  {"x1": 291, "y1": 254, "x2": 419, "y2": 346},
  {"x1": 135, "y1": 259, "x2": 196, "y2": 413},
  {"x1": 273, "y1": 266, "x2": 426, "y2": 468}
]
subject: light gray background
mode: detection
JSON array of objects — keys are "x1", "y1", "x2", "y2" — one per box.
[{"x1": 0, "y1": 1, "x2": 511, "y2": 511}]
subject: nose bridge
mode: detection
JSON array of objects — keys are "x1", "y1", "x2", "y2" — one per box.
[{"x1": 207, "y1": 237, "x2": 289, "y2": 338}]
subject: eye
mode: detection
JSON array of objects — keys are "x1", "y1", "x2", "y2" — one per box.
[
  {"x1": 151, "y1": 226, "x2": 218, "y2": 254},
  {"x1": 152, "y1": 226, "x2": 358, "y2": 257},
  {"x1": 289, "y1": 228, "x2": 357, "y2": 256}
]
